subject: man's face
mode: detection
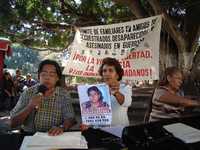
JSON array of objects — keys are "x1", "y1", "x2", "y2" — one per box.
[{"x1": 27, "y1": 75, "x2": 31, "y2": 80}]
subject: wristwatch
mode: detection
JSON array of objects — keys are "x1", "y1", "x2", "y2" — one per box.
[{"x1": 59, "y1": 124, "x2": 65, "y2": 131}]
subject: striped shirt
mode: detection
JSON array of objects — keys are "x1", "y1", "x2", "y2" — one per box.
[
  {"x1": 10, "y1": 84, "x2": 75, "y2": 132},
  {"x1": 149, "y1": 87, "x2": 184, "y2": 122}
]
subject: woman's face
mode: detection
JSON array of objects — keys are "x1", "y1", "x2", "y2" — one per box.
[
  {"x1": 39, "y1": 64, "x2": 59, "y2": 89},
  {"x1": 89, "y1": 90, "x2": 100, "y2": 103},
  {"x1": 167, "y1": 71, "x2": 183, "y2": 91},
  {"x1": 102, "y1": 64, "x2": 119, "y2": 84}
]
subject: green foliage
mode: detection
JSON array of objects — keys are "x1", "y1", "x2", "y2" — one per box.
[
  {"x1": 0, "y1": 0, "x2": 133, "y2": 50},
  {"x1": 72, "y1": 76, "x2": 100, "y2": 84},
  {"x1": 4, "y1": 44, "x2": 41, "y2": 75},
  {"x1": 0, "y1": 0, "x2": 198, "y2": 53}
]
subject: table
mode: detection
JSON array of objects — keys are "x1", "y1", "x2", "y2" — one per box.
[
  {"x1": 122, "y1": 114, "x2": 200, "y2": 150},
  {"x1": 0, "y1": 129, "x2": 122, "y2": 150},
  {"x1": 1, "y1": 115, "x2": 200, "y2": 150}
]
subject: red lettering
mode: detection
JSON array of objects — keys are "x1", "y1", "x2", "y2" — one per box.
[
  {"x1": 96, "y1": 58, "x2": 103, "y2": 65},
  {"x1": 125, "y1": 49, "x2": 152, "y2": 59},
  {"x1": 124, "y1": 68, "x2": 152, "y2": 77}
]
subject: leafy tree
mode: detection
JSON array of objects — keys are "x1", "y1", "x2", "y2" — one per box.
[
  {"x1": 112, "y1": 0, "x2": 200, "y2": 75},
  {"x1": 4, "y1": 44, "x2": 41, "y2": 77},
  {"x1": 0, "y1": 0, "x2": 199, "y2": 76}
]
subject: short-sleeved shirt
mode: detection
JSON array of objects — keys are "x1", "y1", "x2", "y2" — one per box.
[
  {"x1": 24, "y1": 79, "x2": 37, "y2": 88},
  {"x1": 111, "y1": 83, "x2": 132, "y2": 126},
  {"x1": 149, "y1": 87, "x2": 184, "y2": 122},
  {"x1": 10, "y1": 84, "x2": 75, "y2": 132}
]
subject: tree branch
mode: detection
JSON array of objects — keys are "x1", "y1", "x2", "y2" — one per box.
[
  {"x1": 59, "y1": 0, "x2": 80, "y2": 17},
  {"x1": 148, "y1": 0, "x2": 186, "y2": 51},
  {"x1": 112, "y1": 0, "x2": 146, "y2": 18},
  {"x1": 24, "y1": 45, "x2": 64, "y2": 52},
  {"x1": 32, "y1": 20, "x2": 71, "y2": 30},
  {"x1": 0, "y1": 26, "x2": 36, "y2": 42},
  {"x1": 191, "y1": 27, "x2": 200, "y2": 54}
]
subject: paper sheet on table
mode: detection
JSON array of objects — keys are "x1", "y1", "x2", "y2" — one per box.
[
  {"x1": 100, "y1": 126, "x2": 124, "y2": 138},
  {"x1": 164, "y1": 123, "x2": 200, "y2": 143},
  {"x1": 26, "y1": 132, "x2": 87, "y2": 149},
  {"x1": 20, "y1": 136, "x2": 54, "y2": 150}
]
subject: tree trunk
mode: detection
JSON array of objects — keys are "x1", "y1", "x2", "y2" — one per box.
[{"x1": 112, "y1": 0, "x2": 200, "y2": 77}]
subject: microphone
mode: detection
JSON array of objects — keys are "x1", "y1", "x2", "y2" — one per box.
[
  {"x1": 35, "y1": 84, "x2": 48, "y2": 109},
  {"x1": 37, "y1": 84, "x2": 48, "y2": 96}
]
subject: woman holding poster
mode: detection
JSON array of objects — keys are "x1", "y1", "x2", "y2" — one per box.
[
  {"x1": 81, "y1": 57, "x2": 132, "y2": 130},
  {"x1": 99, "y1": 57, "x2": 132, "y2": 126}
]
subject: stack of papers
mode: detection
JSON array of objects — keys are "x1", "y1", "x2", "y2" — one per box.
[
  {"x1": 20, "y1": 132, "x2": 88, "y2": 150},
  {"x1": 164, "y1": 123, "x2": 200, "y2": 143}
]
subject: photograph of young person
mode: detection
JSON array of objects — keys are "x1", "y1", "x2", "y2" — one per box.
[{"x1": 81, "y1": 86, "x2": 110, "y2": 112}]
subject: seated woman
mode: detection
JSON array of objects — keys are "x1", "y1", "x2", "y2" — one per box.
[
  {"x1": 149, "y1": 67, "x2": 200, "y2": 122},
  {"x1": 81, "y1": 57, "x2": 132, "y2": 130},
  {"x1": 10, "y1": 59, "x2": 76, "y2": 136},
  {"x1": 81, "y1": 86, "x2": 110, "y2": 113}
]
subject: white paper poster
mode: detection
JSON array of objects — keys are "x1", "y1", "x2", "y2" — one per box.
[{"x1": 78, "y1": 84, "x2": 112, "y2": 126}]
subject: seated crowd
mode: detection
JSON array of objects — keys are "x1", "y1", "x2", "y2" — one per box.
[{"x1": 0, "y1": 69, "x2": 37, "y2": 110}]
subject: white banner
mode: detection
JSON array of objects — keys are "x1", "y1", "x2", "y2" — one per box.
[{"x1": 63, "y1": 15, "x2": 162, "y2": 80}]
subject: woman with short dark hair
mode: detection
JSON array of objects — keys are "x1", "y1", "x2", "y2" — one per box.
[
  {"x1": 81, "y1": 57, "x2": 132, "y2": 130},
  {"x1": 10, "y1": 59, "x2": 76, "y2": 136},
  {"x1": 99, "y1": 57, "x2": 124, "y2": 81},
  {"x1": 99, "y1": 57, "x2": 132, "y2": 126},
  {"x1": 149, "y1": 67, "x2": 200, "y2": 122}
]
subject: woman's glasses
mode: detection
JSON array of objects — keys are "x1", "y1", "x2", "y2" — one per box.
[
  {"x1": 40, "y1": 71, "x2": 57, "y2": 78},
  {"x1": 102, "y1": 68, "x2": 115, "y2": 73}
]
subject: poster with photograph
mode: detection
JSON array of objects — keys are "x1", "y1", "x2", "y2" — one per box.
[{"x1": 78, "y1": 84, "x2": 112, "y2": 126}]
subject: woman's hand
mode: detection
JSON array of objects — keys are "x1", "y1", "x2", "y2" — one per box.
[
  {"x1": 28, "y1": 95, "x2": 43, "y2": 110},
  {"x1": 107, "y1": 80, "x2": 120, "y2": 95},
  {"x1": 48, "y1": 127, "x2": 64, "y2": 136},
  {"x1": 107, "y1": 80, "x2": 125, "y2": 105},
  {"x1": 80, "y1": 124, "x2": 89, "y2": 131},
  {"x1": 187, "y1": 100, "x2": 200, "y2": 107}
]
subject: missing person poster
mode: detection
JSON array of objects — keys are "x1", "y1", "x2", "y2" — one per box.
[{"x1": 78, "y1": 84, "x2": 112, "y2": 126}]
